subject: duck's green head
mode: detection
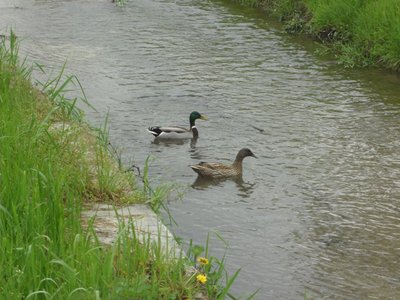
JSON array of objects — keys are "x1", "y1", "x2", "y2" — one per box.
[{"x1": 190, "y1": 111, "x2": 208, "y2": 126}]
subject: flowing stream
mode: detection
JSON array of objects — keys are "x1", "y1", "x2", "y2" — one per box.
[{"x1": 2, "y1": 0, "x2": 400, "y2": 298}]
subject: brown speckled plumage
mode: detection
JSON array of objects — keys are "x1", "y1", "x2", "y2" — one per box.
[{"x1": 190, "y1": 148, "x2": 256, "y2": 178}]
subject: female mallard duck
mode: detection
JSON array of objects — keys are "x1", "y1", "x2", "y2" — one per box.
[
  {"x1": 147, "y1": 111, "x2": 207, "y2": 140},
  {"x1": 190, "y1": 148, "x2": 257, "y2": 178}
]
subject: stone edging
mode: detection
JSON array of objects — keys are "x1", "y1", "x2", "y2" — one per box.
[{"x1": 81, "y1": 203, "x2": 184, "y2": 259}]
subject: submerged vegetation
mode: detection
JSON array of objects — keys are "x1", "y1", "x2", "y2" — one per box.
[
  {"x1": 231, "y1": 0, "x2": 400, "y2": 71},
  {"x1": 0, "y1": 32, "x2": 240, "y2": 299}
]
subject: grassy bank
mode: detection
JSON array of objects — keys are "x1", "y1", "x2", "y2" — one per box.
[
  {"x1": 0, "y1": 32, "x2": 238, "y2": 299},
  {"x1": 232, "y1": 0, "x2": 400, "y2": 71}
]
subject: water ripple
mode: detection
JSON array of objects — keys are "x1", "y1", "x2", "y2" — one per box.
[{"x1": 2, "y1": 0, "x2": 400, "y2": 298}]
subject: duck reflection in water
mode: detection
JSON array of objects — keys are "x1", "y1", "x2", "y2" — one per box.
[
  {"x1": 191, "y1": 175, "x2": 256, "y2": 198},
  {"x1": 151, "y1": 137, "x2": 198, "y2": 148}
]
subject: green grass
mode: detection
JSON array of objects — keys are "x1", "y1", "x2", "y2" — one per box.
[
  {"x1": 0, "y1": 31, "x2": 240, "y2": 299},
  {"x1": 229, "y1": 0, "x2": 400, "y2": 71},
  {"x1": 305, "y1": 0, "x2": 400, "y2": 69}
]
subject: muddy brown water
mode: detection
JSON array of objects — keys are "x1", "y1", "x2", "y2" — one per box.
[{"x1": 2, "y1": 0, "x2": 400, "y2": 298}]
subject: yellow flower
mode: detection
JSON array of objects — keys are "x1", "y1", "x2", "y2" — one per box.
[
  {"x1": 196, "y1": 273, "x2": 207, "y2": 284},
  {"x1": 197, "y1": 257, "x2": 209, "y2": 265}
]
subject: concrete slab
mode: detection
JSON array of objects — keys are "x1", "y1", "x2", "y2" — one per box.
[{"x1": 81, "y1": 203, "x2": 184, "y2": 259}]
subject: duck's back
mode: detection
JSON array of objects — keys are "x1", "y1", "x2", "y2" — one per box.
[
  {"x1": 190, "y1": 162, "x2": 240, "y2": 178},
  {"x1": 147, "y1": 126, "x2": 191, "y2": 139}
]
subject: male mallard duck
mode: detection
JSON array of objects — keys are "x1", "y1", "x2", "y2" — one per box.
[
  {"x1": 147, "y1": 111, "x2": 207, "y2": 140},
  {"x1": 190, "y1": 148, "x2": 257, "y2": 178}
]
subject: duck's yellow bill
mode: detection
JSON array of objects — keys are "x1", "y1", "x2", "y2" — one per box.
[{"x1": 200, "y1": 115, "x2": 208, "y2": 120}]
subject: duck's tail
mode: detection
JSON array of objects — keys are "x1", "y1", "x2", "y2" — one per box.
[{"x1": 147, "y1": 127, "x2": 162, "y2": 137}]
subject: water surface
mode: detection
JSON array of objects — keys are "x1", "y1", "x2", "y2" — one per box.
[{"x1": 2, "y1": 0, "x2": 400, "y2": 298}]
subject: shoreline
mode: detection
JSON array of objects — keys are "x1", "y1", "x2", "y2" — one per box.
[
  {"x1": 0, "y1": 32, "x2": 238, "y2": 299},
  {"x1": 229, "y1": 0, "x2": 400, "y2": 72}
]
